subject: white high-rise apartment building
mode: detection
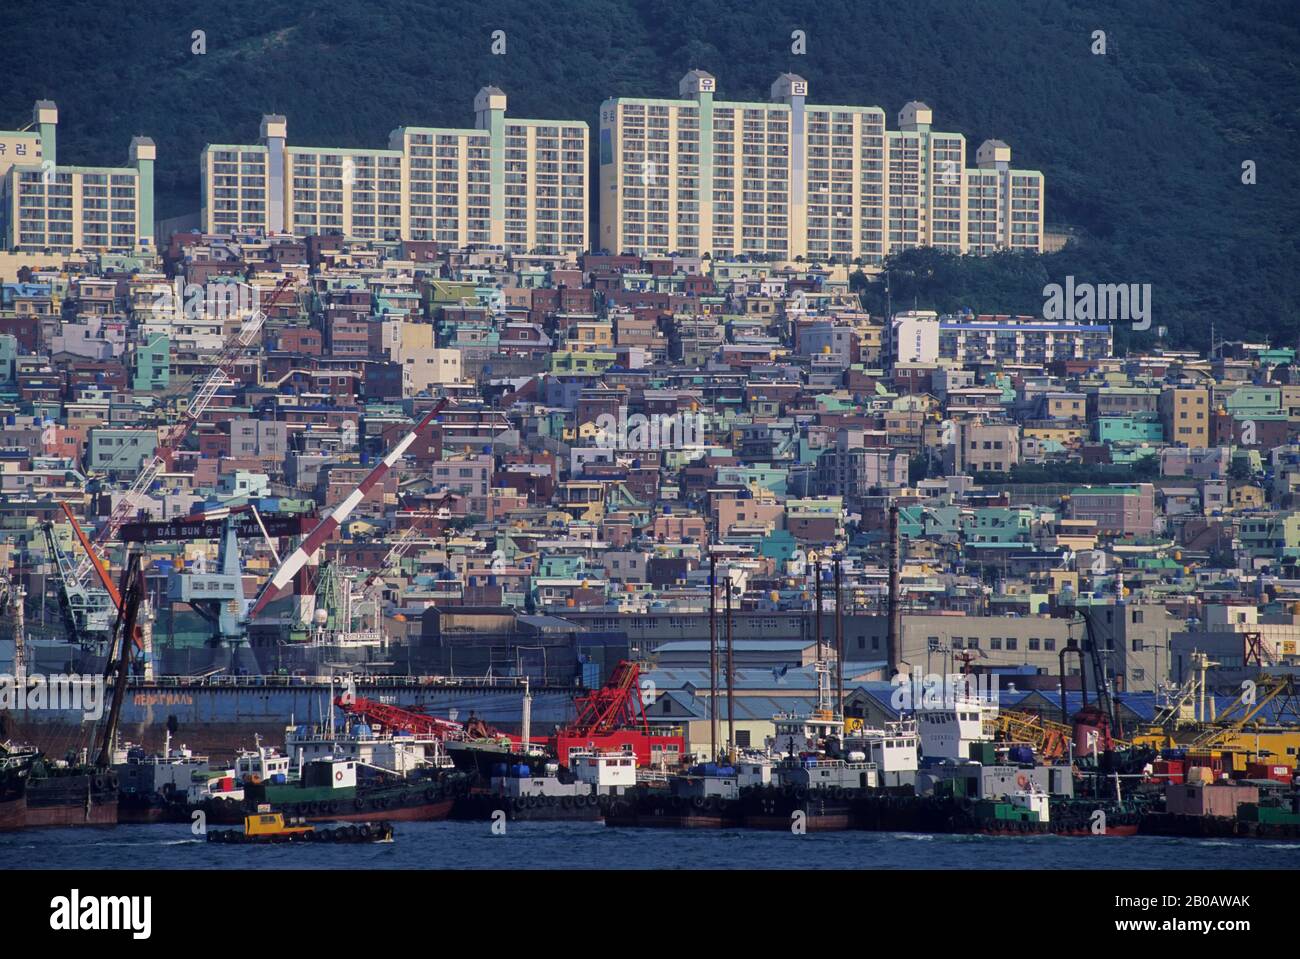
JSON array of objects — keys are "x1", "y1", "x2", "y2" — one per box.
[
  {"x1": 201, "y1": 88, "x2": 587, "y2": 255},
  {"x1": 0, "y1": 100, "x2": 156, "y2": 253},
  {"x1": 599, "y1": 71, "x2": 1043, "y2": 265}
]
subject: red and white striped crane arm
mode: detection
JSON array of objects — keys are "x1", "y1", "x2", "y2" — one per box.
[{"x1": 246, "y1": 398, "x2": 449, "y2": 620}]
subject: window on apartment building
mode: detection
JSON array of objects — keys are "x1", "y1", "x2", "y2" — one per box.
[
  {"x1": 990, "y1": 638, "x2": 1002, "y2": 650},
  {"x1": 1005, "y1": 638, "x2": 1018, "y2": 651},
  {"x1": 1044, "y1": 639, "x2": 1056, "y2": 652},
  {"x1": 1132, "y1": 639, "x2": 1144, "y2": 652},
  {"x1": 1028, "y1": 639, "x2": 1040, "y2": 651},
  {"x1": 1131, "y1": 610, "x2": 1144, "y2": 624}
]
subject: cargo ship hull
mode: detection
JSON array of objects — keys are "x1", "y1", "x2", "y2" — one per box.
[
  {"x1": 601, "y1": 787, "x2": 1148, "y2": 836},
  {"x1": 0, "y1": 795, "x2": 24, "y2": 831},
  {"x1": 604, "y1": 792, "x2": 742, "y2": 829},
  {"x1": 1139, "y1": 812, "x2": 1300, "y2": 840},
  {"x1": 2, "y1": 680, "x2": 574, "y2": 761},
  {"x1": 191, "y1": 775, "x2": 467, "y2": 826},
  {"x1": 288, "y1": 798, "x2": 453, "y2": 823},
  {"x1": 0, "y1": 772, "x2": 119, "y2": 831},
  {"x1": 452, "y1": 790, "x2": 606, "y2": 822}
]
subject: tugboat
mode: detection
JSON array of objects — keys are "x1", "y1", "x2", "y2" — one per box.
[
  {"x1": 268, "y1": 700, "x2": 467, "y2": 822},
  {"x1": 186, "y1": 685, "x2": 474, "y2": 825},
  {"x1": 741, "y1": 747, "x2": 872, "y2": 832},
  {"x1": 245, "y1": 755, "x2": 464, "y2": 824},
  {"x1": 193, "y1": 742, "x2": 466, "y2": 825},
  {"x1": 739, "y1": 657, "x2": 880, "y2": 831},
  {"x1": 207, "y1": 807, "x2": 394, "y2": 844},
  {"x1": 607, "y1": 758, "x2": 757, "y2": 829},
  {"x1": 452, "y1": 755, "x2": 612, "y2": 822},
  {"x1": 187, "y1": 765, "x2": 246, "y2": 824},
  {"x1": 115, "y1": 731, "x2": 211, "y2": 824}
]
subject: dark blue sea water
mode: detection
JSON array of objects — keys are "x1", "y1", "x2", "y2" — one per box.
[{"x1": 4, "y1": 821, "x2": 1299, "y2": 869}]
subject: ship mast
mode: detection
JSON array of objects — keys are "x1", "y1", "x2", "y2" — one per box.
[
  {"x1": 834, "y1": 555, "x2": 844, "y2": 722},
  {"x1": 521, "y1": 677, "x2": 532, "y2": 754},
  {"x1": 813, "y1": 553, "x2": 829, "y2": 715},
  {"x1": 887, "y1": 503, "x2": 901, "y2": 675},
  {"x1": 10, "y1": 579, "x2": 26, "y2": 688},
  {"x1": 709, "y1": 553, "x2": 718, "y2": 762},
  {"x1": 725, "y1": 564, "x2": 735, "y2": 763}
]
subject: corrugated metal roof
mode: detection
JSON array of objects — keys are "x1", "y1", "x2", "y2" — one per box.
[{"x1": 655, "y1": 639, "x2": 813, "y2": 652}]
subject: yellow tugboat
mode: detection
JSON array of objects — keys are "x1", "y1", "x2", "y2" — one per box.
[{"x1": 208, "y1": 807, "x2": 395, "y2": 844}]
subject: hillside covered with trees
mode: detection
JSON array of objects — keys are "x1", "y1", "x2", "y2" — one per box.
[{"x1": 1, "y1": 0, "x2": 1295, "y2": 347}]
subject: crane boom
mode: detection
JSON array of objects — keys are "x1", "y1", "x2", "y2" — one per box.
[
  {"x1": 1188, "y1": 675, "x2": 1298, "y2": 750},
  {"x1": 247, "y1": 398, "x2": 449, "y2": 620},
  {"x1": 1079, "y1": 610, "x2": 1121, "y2": 737},
  {"x1": 59, "y1": 500, "x2": 122, "y2": 611},
  {"x1": 73, "y1": 275, "x2": 298, "y2": 585},
  {"x1": 95, "y1": 551, "x2": 145, "y2": 767},
  {"x1": 359, "y1": 493, "x2": 454, "y2": 592},
  {"x1": 59, "y1": 501, "x2": 141, "y2": 651},
  {"x1": 559, "y1": 660, "x2": 649, "y2": 737},
  {"x1": 335, "y1": 694, "x2": 466, "y2": 739}
]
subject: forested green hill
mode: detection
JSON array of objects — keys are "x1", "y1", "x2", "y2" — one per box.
[{"x1": 2, "y1": 0, "x2": 1296, "y2": 347}]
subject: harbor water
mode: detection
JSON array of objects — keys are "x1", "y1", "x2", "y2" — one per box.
[{"x1": 5, "y1": 821, "x2": 1297, "y2": 869}]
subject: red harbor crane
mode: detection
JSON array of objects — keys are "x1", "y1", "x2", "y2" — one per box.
[{"x1": 552, "y1": 660, "x2": 684, "y2": 768}]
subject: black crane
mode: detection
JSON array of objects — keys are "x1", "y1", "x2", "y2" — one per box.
[
  {"x1": 1078, "y1": 609, "x2": 1122, "y2": 739},
  {"x1": 95, "y1": 551, "x2": 145, "y2": 769}
]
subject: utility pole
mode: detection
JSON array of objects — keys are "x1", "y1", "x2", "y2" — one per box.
[{"x1": 709, "y1": 553, "x2": 718, "y2": 762}]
